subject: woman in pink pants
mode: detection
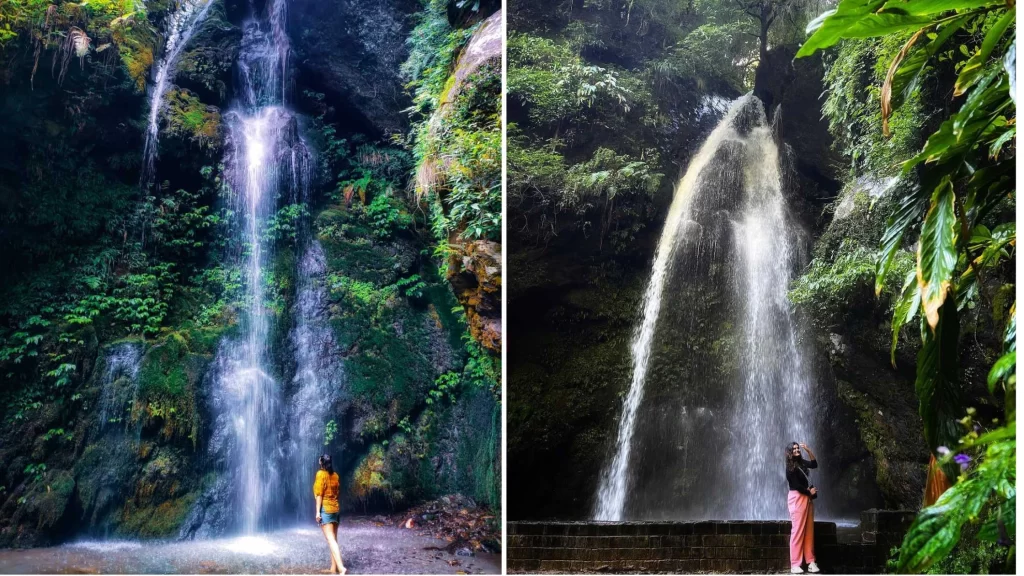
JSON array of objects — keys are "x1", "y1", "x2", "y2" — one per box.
[{"x1": 786, "y1": 442, "x2": 819, "y2": 574}]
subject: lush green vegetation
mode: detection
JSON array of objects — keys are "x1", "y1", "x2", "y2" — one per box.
[
  {"x1": 405, "y1": 0, "x2": 502, "y2": 248},
  {"x1": 797, "y1": 0, "x2": 1015, "y2": 571},
  {"x1": 506, "y1": 0, "x2": 823, "y2": 252}
]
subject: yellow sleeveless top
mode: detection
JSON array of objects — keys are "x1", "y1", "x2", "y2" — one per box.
[{"x1": 313, "y1": 470, "x2": 341, "y2": 514}]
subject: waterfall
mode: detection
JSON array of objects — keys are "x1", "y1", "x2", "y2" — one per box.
[
  {"x1": 202, "y1": 0, "x2": 311, "y2": 535},
  {"x1": 97, "y1": 342, "x2": 144, "y2": 429},
  {"x1": 285, "y1": 239, "x2": 344, "y2": 519},
  {"x1": 594, "y1": 95, "x2": 820, "y2": 521},
  {"x1": 140, "y1": 0, "x2": 216, "y2": 187}
]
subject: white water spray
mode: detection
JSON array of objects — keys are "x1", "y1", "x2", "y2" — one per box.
[{"x1": 97, "y1": 342, "x2": 144, "y2": 428}]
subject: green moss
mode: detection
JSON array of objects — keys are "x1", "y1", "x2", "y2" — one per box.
[
  {"x1": 134, "y1": 333, "x2": 205, "y2": 444},
  {"x1": 350, "y1": 444, "x2": 390, "y2": 501},
  {"x1": 137, "y1": 333, "x2": 190, "y2": 397},
  {"x1": 180, "y1": 325, "x2": 231, "y2": 356},
  {"x1": 822, "y1": 34, "x2": 929, "y2": 177},
  {"x1": 31, "y1": 470, "x2": 75, "y2": 530},
  {"x1": 835, "y1": 380, "x2": 899, "y2": 503},
  {"x1": 117, "y1": 491, "x2": 198, "y2": 538},
  {"x1": 316, "y1": 207, "x2": 412, "y2": 287},
  {"x1": 164, "y1": 89, "x2": 220, "y2": 148},
  {"x1": 789, "y1": 183, "x2": 916, "y2": 330}
]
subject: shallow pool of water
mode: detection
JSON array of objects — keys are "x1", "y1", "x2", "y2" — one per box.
[{"x1": 0, "y1": 519, "x2": 500, "y2": 574}]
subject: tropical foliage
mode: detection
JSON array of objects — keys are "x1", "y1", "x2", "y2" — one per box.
[
  {"x1": 506, "y1": 0, "x2": 825, "y2": 253},
  {"x1": 404, "y1": 0, "x2": 502, "y2": 246},
  {"x1": 798, "y1": 0, "x2": 1015, "y2": 571}
]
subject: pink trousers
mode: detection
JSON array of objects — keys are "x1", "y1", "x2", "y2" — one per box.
[{"x1": 787, "y1": 490, "x2": 815, "y2": 568}]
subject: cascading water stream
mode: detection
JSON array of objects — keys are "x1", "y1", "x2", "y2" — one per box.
[
  {"x1": 728, "y1": 127, "x2": 815, "y2": 518},
  {"x1": 140, "y1": 0, "x2": 215, "y2": 186},
  {"x1": 97, "y1": 342, "x2": 144, "y2": 429},
  {"x1": 200, "y1": 0, "x2": 312, "y2": 536},
  {"x1": 286, "y1": 239, "x2": 344, "y2": 517},
  {"x1": 594, "y1": 95, "x2": 820, "y2": 521}
]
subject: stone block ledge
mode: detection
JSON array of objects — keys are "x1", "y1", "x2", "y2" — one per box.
[{"x1": 508, "y1": 514, "x2": 914, "y2": 574}]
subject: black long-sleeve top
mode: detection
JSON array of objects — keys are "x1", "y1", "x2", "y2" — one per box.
[{"x1": 786, "y1": 458, "x2": 818, "y2": 496}]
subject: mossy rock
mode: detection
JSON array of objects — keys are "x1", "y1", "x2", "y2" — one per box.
[
  {"x1": 135, "y1": 333, "x2": 207, "y2": 444},
  {"x1": 349, "y1": 444, "x2": 394, "y2": 503},
  {"x1": 163, "y1": 88, "x2": 221, "y2": 149},
  {"x1": 118, "y1": 491, "x2": 198, "y2": 538},
  {"x1": 316, "y1": 207, "x2": 416, "y2": 287},
  {"x1": 422, "y1": 385, "x2": 500, "y2": 510},
  {"x1": 175, "y1": 3, "x2": 241, "y2": 103},
  {"x1": 137, "y1": 333, "x2": 191, "y2": 397},
  {"x1": 73, "y1": 438, "x2": 134, "y2": 527},
  {"x1": 30, "y1": 470, "x2": 75, "y2": 531}
]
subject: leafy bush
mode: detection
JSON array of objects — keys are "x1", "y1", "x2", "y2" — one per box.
[
  {"x1": 364, "y1": 194, "x2": 411, "y2": 239},
  {"x1": 266, "y1": 204, "x2": 308, "y2": 243},
  {"x1": 798, "y1": 0, "x2": 1016, "y2": 571}
]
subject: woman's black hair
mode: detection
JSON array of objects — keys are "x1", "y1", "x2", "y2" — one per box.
[
  {"x1": 785, "y1": 442, "x2": 801, "y2": 472},
  {"x1": 319, "y1": 453, "x2": 334, "y2": 474}
]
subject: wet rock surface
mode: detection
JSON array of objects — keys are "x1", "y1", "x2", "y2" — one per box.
[
  {"x1": 0, "y1": 520, "x2": 500, "y2": 574},
  {"x1": 289, "y1": 0, "x2": 419, "y2": 135},
  {"x1": 448, "y1": 240, "x2": 502, "y2": 353}
]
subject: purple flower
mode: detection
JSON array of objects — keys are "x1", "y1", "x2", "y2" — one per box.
[
  {"x1": 954, "y1": 453, "x2": 971, "y2": 470},
  {"x1": 937, "y1": 446, "x2": 951, "y2": 457}
]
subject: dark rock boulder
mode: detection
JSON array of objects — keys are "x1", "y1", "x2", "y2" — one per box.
[
  {"x1": 755, "y1": 46, "x2": 844, "y2": 236},
  {"x1": 288, "y1": 0, "x2": 420, "y2": 134}
]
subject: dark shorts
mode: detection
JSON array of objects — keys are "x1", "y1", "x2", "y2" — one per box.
[{"x1": 320, "y1": 509, "x2": 339, "y2": 525}]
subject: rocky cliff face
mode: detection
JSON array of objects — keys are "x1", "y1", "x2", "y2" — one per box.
[
  {"x1": 289, "y1": 0, "x2": 420, "y2": 135},
  {"x1": 412, "y1": 9, "x2": 504, "y2": 354}
]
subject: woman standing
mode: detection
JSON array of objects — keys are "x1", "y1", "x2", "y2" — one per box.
[
  {"x1": 314, "y1": 454, "x2": 346, "y2": 574},
  {"x1": 786, "y1": 442, "x2": 820, "y2": 574}
]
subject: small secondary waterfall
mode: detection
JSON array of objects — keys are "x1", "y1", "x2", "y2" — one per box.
[
  {"x1": 285, "y1": 239, "x2": 344, "y2": 518},
  {"x1": 594, "y1": 95, "x2": 820, "y2": 521},
  {"x1": 141, "y1": 0, "x2": 215, "y2": 186},
  {"x1": 97, "y1": 342, "x2": 144, "y2": 429}
]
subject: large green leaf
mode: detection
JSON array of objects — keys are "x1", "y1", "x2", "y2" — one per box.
[
  {"x1": 977, "y1": 221, "x2": 1015, "y2": 268},
  {"x1": 914, "y1": 300, "x2": 961, "y2": 451},
  {"x1": 988, "y1": 306, "x2": 1017, "y2": 394},
  {"x1": 978, "y1": 495, "x2": 1015, "y2": 543},
  {"x1": 897, "y1": 478, "x2": 979, "y2": 573},
  {"x1": 917, "y1": 177, "x2": 958, "y2": 329},
  {"x1": 876, "y1": 185, "x2": 929, "y2": 295},
  {"x1": 885, "y1": 15, "x2": 970, "y2": 120},
  {"x1": 878, "y1": 0, "x2": 1002, "y2": 15},
  {"x1": 988, "y1": 124, "x2": 1015, "y2": 158},
  {"x1": 798, "y1": 0, "x2": 935, "y2": 57},
  {"x1": 892, "y1": 268, "x2": 922, "y2": 366},
  {"x1": 904, "y1": 106, "x2": 1010, "y2": 171},
  {"x1": 953, "y1": 66, "x2": 1008, "y2": 138},
  {"x1": 962, "y1": 421, "x2": 1017, "y2": 447},
  {"x1": 955, "y1": 9, "x2": 1016, "y2": 96},
  {"x1": 899, "y1": 437, "x2": 1015, "y2": 573},
  {"x1": 964, "y1": 159, "x2": 1015, "y2": 223}
]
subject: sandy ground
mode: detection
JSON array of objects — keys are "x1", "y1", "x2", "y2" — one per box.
[{"x1": 0, "y1": 518, "x2": 501, "y2": 574}]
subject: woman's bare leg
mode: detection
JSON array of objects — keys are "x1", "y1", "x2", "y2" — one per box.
[
  {"x1": 320, "y1": 524, "x2": 339, "y2": 573},
  {"x1": 325, "y1": 522, "x2": 346, "y2": 574}
]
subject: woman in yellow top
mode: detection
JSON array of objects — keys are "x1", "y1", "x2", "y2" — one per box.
[{"x1": 314, "y1": 454, "x2": 346, "y2": 574}]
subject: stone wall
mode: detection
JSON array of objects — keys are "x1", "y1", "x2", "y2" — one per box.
[{"x1": 508, "y1": 511, "x2": 916, "y2": 573}]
